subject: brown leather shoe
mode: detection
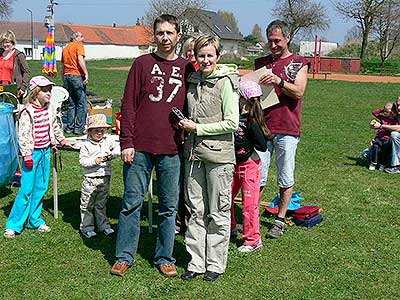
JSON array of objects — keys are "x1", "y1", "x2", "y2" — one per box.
[
  {"x1": 158, "y1": 264, "x2": 177, "y2": 277},
  {"x1": 110, "y1": 261, "x2": 130, "y2": 277}
]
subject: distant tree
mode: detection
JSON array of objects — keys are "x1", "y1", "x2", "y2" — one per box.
[
  {"x1": 144, "y1": 0, "x2": 209, "y2": 25},
  {"x1": 244, "y1": 34, "x2": 259, "y2": 45},
  {"x1": 0, "y1": 0, "x2": 14, "y2": 20},
  {"x1": 372, "y1": 0, "x2": 400, "y2": 65},
  {"x1": 333, "y1": 0, "x2": 385, "y2": 60},
  {"x1": 345, "y1": 25, "x2": 363, "y2": 42},
  {"x1": 272, "y1": 0, "x2": 330, "y2": 42},
  {"x1": 217, "y1": 10, "x2": 240, "y2": 34},
  {"x1": 251, "y1": 24, "x2": 265, "y2": 43}
]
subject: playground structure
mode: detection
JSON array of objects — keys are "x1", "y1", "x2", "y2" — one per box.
[{"x1": 311, "y1": 35, "x2": 360, "y2": 78}]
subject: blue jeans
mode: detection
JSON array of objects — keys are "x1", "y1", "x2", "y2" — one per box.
[
  {"x1": 257, "y1": 134, "x2": 300, "y2": 188},
  {"x1": 6, "y1": 148, "x2": 50, "y2": 233},
  {"x1": 390, "y1": 131, "x2": 400, "y2": 166},
  {"x1": 115, "y1": 151, "x2": 180, "y2": 266},
  {"x1": 63, "y1": 74, "x2": 87, "y2": 133}
]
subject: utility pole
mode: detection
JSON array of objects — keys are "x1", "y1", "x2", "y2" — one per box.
[{"x1": 26, "y1": 9, "x2": 33, "y2": 59}]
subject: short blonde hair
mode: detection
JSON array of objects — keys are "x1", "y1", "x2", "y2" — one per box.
[
  {"x1": 194, "y1": 34, "x2": 222, "y2": 57},
  {"x1": 181, "y1": 37, "x2": 195, "y2": 58},
  {"x1": 1, "y1": 30, "x2": 16, "y2": 45}
]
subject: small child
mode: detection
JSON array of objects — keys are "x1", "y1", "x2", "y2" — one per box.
[
  {"x1": 4, "y1": 76, "x2": 74, "y2": 239},
  {"x1": 230, "y1": 80, "x2": 271, "y2": 253},
  {"x1": 79, "y1": 114, "x2": 120, "y2": 238},
  {"x1": 369, "y1": 102, "x2": 398, "y2": 170}
]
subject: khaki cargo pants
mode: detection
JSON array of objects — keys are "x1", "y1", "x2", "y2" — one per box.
[{"x1": 184, "y1": 161, "x2": 234, "y2": 274}]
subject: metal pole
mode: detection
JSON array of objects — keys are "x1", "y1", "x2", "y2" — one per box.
[{"x1": 27, "y1": 9, "x2": 33, "y2": 59}]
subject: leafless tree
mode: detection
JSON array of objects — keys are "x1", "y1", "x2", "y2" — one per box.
[
  {"x1": 344, "y1": 25, "x2": 363, "y2": 42},
  {"x1": 0, "y1": 0, "x2": 14, "y2": 20},
  {"x1": 372, "y1": 0, "x2": 400, "y2": 65},
  {"x1": 144, "y1": 0, "x2": 209, "y2": 25},
  {"x1": 333, "y1": 0, "x2": 385, "y2": 60},
  {"x1": 272, "y1": 0, "x2": 330, "y2": 42},
  {"x1": 252, "y1": 24, "x2": 265, "y2": 43}
]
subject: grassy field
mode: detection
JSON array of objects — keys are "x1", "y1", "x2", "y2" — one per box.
[{"x1": 1, "y1": 60, "x2": 400, "y2": 300}]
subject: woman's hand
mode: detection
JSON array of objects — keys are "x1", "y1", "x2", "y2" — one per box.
[{"x1": 179, "y1": 119, "x2": 197, "y2": 133}]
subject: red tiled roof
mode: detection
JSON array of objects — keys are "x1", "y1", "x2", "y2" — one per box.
[{"x1": 0, "y1": 21, "x2": 153, "y2": 46}]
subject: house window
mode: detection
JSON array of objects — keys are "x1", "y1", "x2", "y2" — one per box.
[
  {"x1": 213, "y1": 24, "x2": 221, "y2": 32},
  {"x1": 225, "y1": 26, "x2": 232, "y2": 32},
  {"x1": 24, "y1": 48, "x2": 32, "y2": 57},
  {"x1": 194, "y1": 26, "x2": 199, "y2": 32}
]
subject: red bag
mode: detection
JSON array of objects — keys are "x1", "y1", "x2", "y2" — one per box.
[{"x1": 292, "y1": 206, "x2": 320, "y2": 220}]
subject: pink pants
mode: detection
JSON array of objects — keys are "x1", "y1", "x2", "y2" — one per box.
[{"x1": 231, "y1": 158, "x2": 262, "y2": 246}]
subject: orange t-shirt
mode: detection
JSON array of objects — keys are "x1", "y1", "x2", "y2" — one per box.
[
  {"x1": 0, "y1": 53, "x2": 15, "y2": 83},
  {"x1": 61, "y1": 41, "x2": 85, "y2": 76}
]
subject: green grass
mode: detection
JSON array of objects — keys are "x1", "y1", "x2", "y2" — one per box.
[{"x1": 1, "y1": 61, "x2": 400, "y2": 300}]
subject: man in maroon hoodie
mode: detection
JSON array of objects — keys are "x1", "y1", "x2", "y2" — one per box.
[
  {"x1": 255, "y1": 20, "x2": 310, "y2": 239},
  {"x1": 110, "y1": 14, "x2": 194, "y2": 277}
]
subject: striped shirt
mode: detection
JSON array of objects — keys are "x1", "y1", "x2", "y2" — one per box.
[{"x1": 32, "y1": 103, "x2": 51, "y2": 148}]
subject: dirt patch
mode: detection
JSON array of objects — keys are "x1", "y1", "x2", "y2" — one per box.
[{"x1": 101, "y1": 66, "x2": 400, "y2": 83}]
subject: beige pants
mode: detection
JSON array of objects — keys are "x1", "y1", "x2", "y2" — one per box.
[
  {"x1": 80, "y1": 176, "x2": 111, "y2": 232},
  {"x1": 184, "y1": 161, "x2": 234, "y2": 274}
]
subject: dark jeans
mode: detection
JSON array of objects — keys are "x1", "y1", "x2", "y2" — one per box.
[
  {"x1": 115, "y1": 151, "x2": 180, "y2": 266},
  {"x1": 62, "y1": 74, "x2": 87, "y2": 133},
  {"x1": 371, "y1": 138, "x2": 391, "y2": 165}
]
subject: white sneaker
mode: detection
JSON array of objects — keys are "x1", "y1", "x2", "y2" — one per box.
[
  {"x1": 38, "y1": 224, "x2": 51, "y2": 233},
  {"x1": 103, "y1": 228, "x2": 114, "y2": 236},
  {"x1": 3, "y1": 229, "x2": 16, "y2": 239},
  {"x1": 238, "y1": 242, "x2": 263, "y2": 253},
  {"x1": 369, "y1": 163, "x2": 377, "y2": 170},
  {"x1": 82, "y1": 230, "x2": 97, "y2": 239}
]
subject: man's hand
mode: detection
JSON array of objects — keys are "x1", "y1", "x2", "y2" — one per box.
[
  {"x1": 83, "y1": 74, "x2": 89, "y2": 85},
  {"x1": 370, "y1": 121, "x2": 381, "y2": 129},
  {"x1": 121, "y1": 148, "x2": 135, "y2": 164},
  {"x1": 259, "y1": 72, "x2": 280, "y2": 86}
]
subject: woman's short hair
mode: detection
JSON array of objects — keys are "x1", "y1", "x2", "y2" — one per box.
[
  {"x1": 181, "y1": 37, "x2": 196, "y2": 58},
  {"x1": 194, "y1": 34, "x2": 222, "y2": 57},
  {"x1": 0, "y1": 30, "x2": 17, "y2": 45}
]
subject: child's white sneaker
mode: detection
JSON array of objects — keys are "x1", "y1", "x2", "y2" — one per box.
[
  {"x1": 238, "y1": 242, "x2": 263, "y2": 253},
  {"x1": 82, "y1": 230, "x2": 97, "y2": 239},
  {"x1": 103, "y1": 228, "x2": 114, "y2": 236},
  {"x1": 38, "y1": 224, "x2": 51, "y2": 233},
  {"x1": 369, "y1": 163, "x2": 377, "y2": 170},
  {"x1": 3, "y1": 229, "x2": 16, "y2": 239}
]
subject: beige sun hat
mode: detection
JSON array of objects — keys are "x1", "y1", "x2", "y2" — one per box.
[{"x1": 87, "y1": 114, "x2": 111, "y2": 129}]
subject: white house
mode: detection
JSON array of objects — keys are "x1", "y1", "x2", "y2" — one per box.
[
  {"x1": 0, "y1": 21, "x2": 154, "y2": 60},
  {"x1": 299, "y1": 40, "x2": 338, "y2": 57}
]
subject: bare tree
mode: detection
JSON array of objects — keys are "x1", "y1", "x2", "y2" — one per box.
[
  {"x1": 272, "y1": 0, "x2": 330, "y2": 42},
  {"x1": 217, "y1": 10, "x2": 240, "y2": 34},
  {"x1": 144, "y1": 0, "x2": 209, "y2": 25},
  {"x1": 0, "y1": 0, "x2": 14, "y2": 20},
  {"x1": 345, "y1": 25, "x2": 363, "y2": 42},
  {"x1": 333, "y1": 0, "x2": 385, "y2": 60},
  {"x1": 372, "y1": 0, "x2": 400, "y2": 65},
  {"x1": 251, "y1": 24, "x2": 265, "y2": 43}
]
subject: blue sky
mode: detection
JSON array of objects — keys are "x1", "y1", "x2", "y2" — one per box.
[{"x1": 9, "y1": 0, "x2": 352, "y2": 44}]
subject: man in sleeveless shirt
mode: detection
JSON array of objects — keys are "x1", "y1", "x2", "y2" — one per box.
[{"x1": 255, "y1": 20, "x2": 310, "y2": 238}]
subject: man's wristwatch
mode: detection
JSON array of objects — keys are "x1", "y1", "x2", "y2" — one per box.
[{"x1": 278, "y1": 78, "x2": 285, "y2": 88}]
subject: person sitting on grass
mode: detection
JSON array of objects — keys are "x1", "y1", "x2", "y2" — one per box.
[
  {"x1": 370, "y1": 97, "x2": 400, "y2": 173},
  {"x1": 230, "y1": 80, "x2": 271, "y2": 253},
  {"x1": 369, "y1": 102, "x2": 398, "y2": 170},
  {"x1": 3, "y1": 76, "x2": 75, "y2": 239},
  {"x1": 78, "y1": 114, "x2": 120, "y2": 239}
]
